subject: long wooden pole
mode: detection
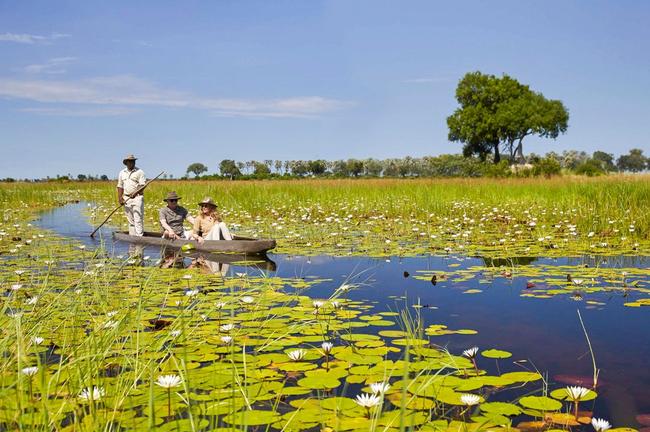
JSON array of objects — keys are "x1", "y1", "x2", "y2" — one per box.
[{"x1": 90, "y1": 171, "x2": 165, "y2": 237}]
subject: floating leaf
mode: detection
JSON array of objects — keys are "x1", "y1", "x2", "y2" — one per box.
[
  {"x1": 481, "y1": 349, "x2": 512, "y2": 359},
  {"x1": 519, "y1": 396, "x2": 562, "y2": 411}
]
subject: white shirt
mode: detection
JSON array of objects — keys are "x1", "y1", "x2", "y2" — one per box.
[{"x1": 117, "y1": 167, "x2": 146, "y2": 195}]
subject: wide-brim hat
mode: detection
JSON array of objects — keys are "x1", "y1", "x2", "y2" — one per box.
[
  {"x1": 198, "y1": 197, "x2": 217, "y2": 208},
  {"x1": 163, "y1": 191, "x2": 181, "y2": 202},
  {"x1": 123, "y1": 154, "x2": 138, "y2": 165}
]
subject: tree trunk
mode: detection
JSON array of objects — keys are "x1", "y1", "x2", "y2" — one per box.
[
  {"x1": 515, "y1": 138, "x2": 525, "y2": 163},
  {"x1": 494, "y1": 144, "x2": 501, "y2": 163}
]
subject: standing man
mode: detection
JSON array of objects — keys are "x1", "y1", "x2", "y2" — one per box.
[{"x1": 117, "y1": 154, "x2": 146, "y2": 236}]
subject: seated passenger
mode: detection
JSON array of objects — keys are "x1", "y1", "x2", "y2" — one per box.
[
  {"x1": 191, "y1": 197, "x2": 233, "y2": 243},
  {"x1": 159, "y1": 191, "x2": 195, "y2": 239}
]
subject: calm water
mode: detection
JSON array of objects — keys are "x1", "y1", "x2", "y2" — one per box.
[{"x1": 37, "y1": 203, "x2": 650, "y2": 427}]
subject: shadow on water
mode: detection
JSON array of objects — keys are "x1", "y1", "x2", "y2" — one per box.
[{"x1": 36, "y1": 202, "x2": 650, "y2": 426}]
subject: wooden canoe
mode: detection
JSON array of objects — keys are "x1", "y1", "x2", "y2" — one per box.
[{"x1": 113, "y1": 231, "x2": 276, "y2": 255}]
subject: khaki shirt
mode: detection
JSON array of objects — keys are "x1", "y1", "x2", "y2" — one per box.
[
  {"x1": 117, "y1": 167, "x2": 146, "y2": 196},
  {"x1": 192, "y1": 213, "x2": 220, "y2": 237},
  {"x1": 159, "y1": 206, "x2": 189, "y2": 236}
]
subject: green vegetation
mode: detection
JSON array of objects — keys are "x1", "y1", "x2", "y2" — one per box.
[
  {"x1": 0, "y1": 179, "x2": 648, "y2": 430},
  {"x1": 447, "y1": 71, "x2": 569, "y2": 163},
  {"x1": 79, "y1": 176, "x2": 650, "y2": 258}
]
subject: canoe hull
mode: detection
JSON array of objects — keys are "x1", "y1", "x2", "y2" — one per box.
[{"x1": 113, "y1": 231, "x2": 276, "y2": 255}]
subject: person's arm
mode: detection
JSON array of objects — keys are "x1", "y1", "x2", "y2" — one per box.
[
  {"x1": 159, "y1": 210, "x2": 179, "y2": 239},
  {"x1": 186, "y1": 214, "x2": 196, "y2": 225},
  {"x1": 116, "y1": 173, "x2": 125, "y2": 204},
  {"x1": 117, "y1": 187, "x2": 125, "y2": 205},
  {"x1": 191, "y1": 216, "x2": 204, "y2": 243},
  {"x1": 137, "y1": 170, "x2": 147, "y2": 187}
]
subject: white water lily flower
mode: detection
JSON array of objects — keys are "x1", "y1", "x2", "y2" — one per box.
[
  {"x1": 31, "y1": 336, "x2": 44, "y2": 345},
  {"x1": 14, "y1": 270, "x2": 26, "y2": 276},
  {"x1": 330, "y1": 301, "x2": 341, "y2": 309},
  {"x1": 462, "y1": 347, "x2": 479, "y2": 359},
  {"x1": 591, "y1": 418, "x2": 611, "y2": 432},
  {"x1": 312, "y1": 300, "x2": 324, "y2": 309},
  {"x1": 460, "y1": 393, "x2": 481, "y2": 406},
  {"x1": 287, "y1": 349, "x2": 306, "y2": 361},
  {"x1": 185, "y1": 289, "x2": 199, "y2": 297},
  {"x1": 566, "y1": 385, "x2": 590, "y2": 400},
  {"x1": 370, "y1": 382, "x2": 391, "y2": 394},
  {"x1": 235, "y1": 272, "x2": 246, "y2": 278},
  {"x1": 337, "y1": 283, "x2": 354, "y2": 292},
  {"x1": 106, "y1": 311, "x2": 118, "y2": 318},
  {"x1": 355, "y1": 393, "x2": 382, "y2": 408},
  {"x1": 155, "y1": 374, "x2": 183, "y2": 388},
  {"x1": 572, "y1": 278, "x2": 585, "y2": 286},
  {"x1": 25, "y1": 296, "x2": 38, "y2": 305},
  {"x1": 220, "y1": 336, "x2": 233, "y2": 344},
  {"x1": 21, "y1": 366, "x2": 39, "y2": 376},
  {"x1": 240, "y1": 296, "x2": 254, "y2": 304},
  {"x1": 79, "y1": 386, "x2": 105, "y2": 402},
  {"x1": 11, "y1": 284, "x2": 22, "y2": 290},
  {"x1": 215, "y1": 302, "x2": 227, "y2": 309},
  {"x1": 170, "y1": 330, "x2": 181, "y2": 337},
  {"x1": 321, "y1": 342, "x2": 333, "y2": 354},
  {"x1": 103, "y1": 320, "x2": 118, "y2": 329},
  {"x1": 182, "y1": 274, "x2": 192, "y2": 280},
  {"x1": 220, "y1": 323, "x2": 235, "y2": 332}
]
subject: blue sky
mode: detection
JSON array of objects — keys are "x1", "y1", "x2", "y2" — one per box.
[{"x1": 1, "y1": 1, "x2": 649, "y2": 178}]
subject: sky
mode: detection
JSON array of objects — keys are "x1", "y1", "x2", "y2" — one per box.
[{"x1": 1, "y1": 0, "x2": 649, "y2": 179}]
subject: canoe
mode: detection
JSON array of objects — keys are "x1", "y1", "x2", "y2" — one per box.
[{"x1": 113, "y1": 231, "x2": 276, "y2": 255}]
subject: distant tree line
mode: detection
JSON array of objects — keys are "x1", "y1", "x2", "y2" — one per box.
[
  {"x1": 176, "y1": 148, "x2": 648, "y2": 181},
  {"x1": 1, "y1": 149, "x2": 646, "y2": 183}
]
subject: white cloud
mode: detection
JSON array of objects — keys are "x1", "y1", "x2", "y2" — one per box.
[
  {"x1": 0, "y1": 32, "x2": 70, "y2": 45},
  {"x1": 23, "y1": 57, "x2": 76, "y2": 74},
  {"x1": 18, "y1": 106, "x2": 138, "y2": 117},
  {"x1": 0, "y1": 75, "x2": 353, "y2": 118}
]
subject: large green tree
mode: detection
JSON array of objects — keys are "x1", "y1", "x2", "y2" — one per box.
[
  {"x1": 617, "y1": 148, "x2": 647, "y2": 172},
  {"x1": 186, "y1": 162, "x2": 208, "y2": 177},
  {"x1": 219, "y1": 159, "x2": 241, "y2": 179},
  {"x1": 447, "y1": 72, "x2": 569, "y2": 163}
]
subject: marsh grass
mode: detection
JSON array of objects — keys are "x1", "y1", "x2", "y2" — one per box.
[{"x1": 0, "y1": 177, "x2": 643, "y2": 430}]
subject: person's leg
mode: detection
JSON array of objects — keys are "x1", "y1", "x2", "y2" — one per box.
[
  {"x1": 217, "y1": 222, "x2": 233, "y2": 240},
  {"x1": 132, "y1": 195, "x2": 144, "y2": 236},
  {"x1": 204, "y1": 226, "x2": 219, "y2": 241},
  {"x1": 124, "y1": 202, "x2": 136, "y2": 235}
]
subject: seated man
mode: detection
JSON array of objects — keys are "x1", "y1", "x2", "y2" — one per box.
[
  {"x1": 159, "y1": 191, "x2": 195, "y2": 239},
  {"x1": 191, "y1": 197, "x2": 233, "y2": 243}
]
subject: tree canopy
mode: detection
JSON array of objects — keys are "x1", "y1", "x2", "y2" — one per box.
[
  {"x1": 186, "y1": 162, "x2": 208, "y2": 177},
  {"x1": 617, "y1": 149, "x2": 648, "y2": 172},
  {"x1": 447, "y1": 71, "x2": 569, "y2": 163},
  {"x1": 219, "y1": 159, "x2": 242, "y2": 179}
]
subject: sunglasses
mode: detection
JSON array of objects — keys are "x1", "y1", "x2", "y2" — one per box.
[{"x1": 168, "y1": 199, "x2": 178, "y2": 202}]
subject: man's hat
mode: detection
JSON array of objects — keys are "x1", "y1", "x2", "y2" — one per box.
[
  {"x1": 163, "y1": 191, "x2": 181, "y2": 202},
  {"x1": 123, "y1": 154, "x2": 138, "y2": 165},
  {"x1": 198, "y1": 197, "x2": 217, "y2": 208}
]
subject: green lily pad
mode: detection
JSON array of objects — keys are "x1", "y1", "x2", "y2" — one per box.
[
  {"x1": 519, "y1": 396, "x2": 562, "y2": 411},
  {"x1": 481, "y1": 349, "x2": 512, "y2": 359}
]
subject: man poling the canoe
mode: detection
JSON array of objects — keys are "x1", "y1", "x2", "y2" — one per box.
[
  {"x1": 117, "y1": 154, "x2": 147, "y2": 236},
  {"x1": 90, "y1": 158, "x2": 164, "y2": 238}
]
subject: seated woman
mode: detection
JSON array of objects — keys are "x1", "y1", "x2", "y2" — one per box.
[
  {"x1": 191, "y1": 197, "x2": 233, "y2": 243},
  {"x1": 159, "y1": 191, "x2": 195, "y2": 239}
]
